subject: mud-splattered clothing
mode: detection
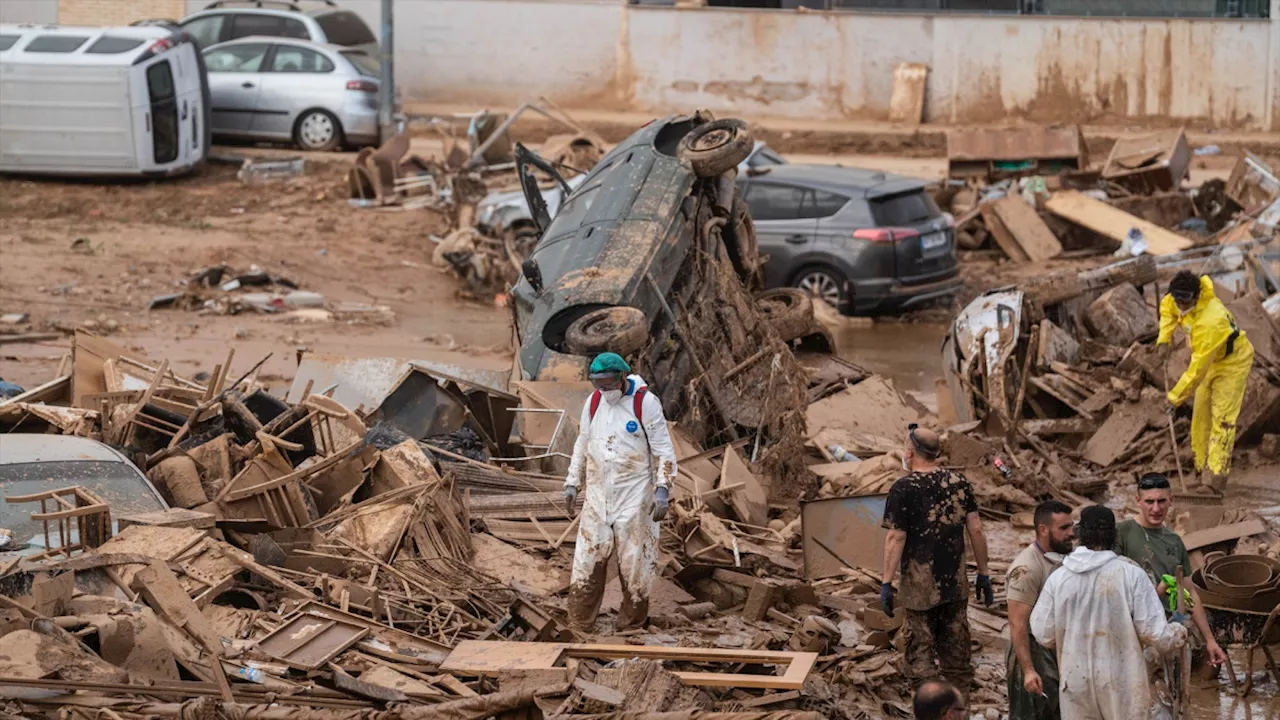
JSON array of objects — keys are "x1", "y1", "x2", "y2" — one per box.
[
  {"x1": 1114, "y1": 519, "x2": 1191, "y2": 590},
  {"x1": 565, "y1": 374, "x2": 677, "y2": 631},
  {"x1": 881, "y1": 469, "x2": 978, "y2": 611},
  {"x1": 903, "y1": 598, "x2": 973, "y2": 693},
  {"x1": 1006, "y1": 543, "x2": 1063, "y2": 720},
  {"x1": 1030, "y1": 547, "x2": 1187, "y2": 720}
]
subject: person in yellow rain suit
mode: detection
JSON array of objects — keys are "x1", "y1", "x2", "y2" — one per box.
[{"x1": 1156, "y1": 271, "x2": 1254, "y2": 495}]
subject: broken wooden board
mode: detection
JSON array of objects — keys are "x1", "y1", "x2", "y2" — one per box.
[
  {"x1": 806, "y1": 375, "x2": 932, "y2": 451},
  {"x1": 1182, "y1": 518, "x2": 1267, "y2": 551},
  {"x1": 470, "y1": 532, "x2": 569, "y2": 596},
  {"x1": 71, "y1": 330, "x2": 147, "y2": 409},
  {"x1": 980, "y1": 203, "x2": 1030, "y2": 262},
  {"x1": 1045, "y1": 190, "x2": 1192, "y2": 255},
  {"x1": 989, "y1": 196, "x2": 1061, "y2": 262},
  {"x1": 116, "y1": 508, "x2": 215, "y2": 531},
  {"x1": 440, "y1": 640, "x2": 818, "y2": 690},
  {"x1": 1081, "y1": 403, "x2": 1156, "y2": 468},
  {"x1": 91, "y1": 525, "x2": 207, "y2": 590},
  {"x1": 719, "y1": 445, "x2": 767, "y2": 527},
  {"x1": 368, "y1": 439, "x2": 436, "y2": 498},
  {"x1": 887, "y1": 62, "x2": 928, "y2": 124}
]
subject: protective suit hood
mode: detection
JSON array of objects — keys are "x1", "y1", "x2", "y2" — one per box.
[{"x1": 1061, "y1": 546, "x2": 1119, "y2": 574}]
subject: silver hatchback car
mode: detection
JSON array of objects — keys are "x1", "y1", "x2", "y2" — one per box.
[{"x1": 203, "y1": 36, "x2": 381, "y2": 150}]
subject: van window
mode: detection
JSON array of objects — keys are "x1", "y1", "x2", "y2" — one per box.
[
  {"x1": 147, "y1": 61, "x2": 179, "y2": 164},
  {"x1": 204, "y1": 44, "x2": 269, "y2": 72},
  {"x1": 25, "y1": 35, "x2": 90, "y2": 53},
  {"x1": 270, "y1": 47, "x2": 333, "y2": 73},
  {"x1": 0, "y1": 35, "x2": 19, "y2": 52},
  {"x1": 316, "y1": 11, "x2": 376, "y2": 46},
  {"x1": 182, "y1": 15, "x2": 225, "y2": 48},
  {"x1": 86, "y1": 36, "x2": 145, "y2": 54}
]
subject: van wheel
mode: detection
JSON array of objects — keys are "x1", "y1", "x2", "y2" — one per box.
[
  {"x1": 295, "y1": 110, "x2": 342, "y2": 152},
  {"x1": 566, "y1": 306, "x2": 649, "y2": 356},
  {"x1": 755, "y1": 288, "x2": 813, "y2": 341},
  {"x1": 792, "y1": 266, "x2": 846, "y2": 310},
  {"x1": 677, "y1": 119, "x2": 753, "y2": 177}
]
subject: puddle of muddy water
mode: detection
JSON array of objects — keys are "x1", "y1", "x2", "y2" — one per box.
[{"x1": 830, "y1": 321, "x2": 949, "y2": 411}]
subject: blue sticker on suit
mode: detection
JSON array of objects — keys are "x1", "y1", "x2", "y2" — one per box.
[{"x1": 626, "y1": 420, "x2": 639, "y2": 433}]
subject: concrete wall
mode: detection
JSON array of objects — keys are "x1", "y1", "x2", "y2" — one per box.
[
  {"x1": 0, "y1": 0, "x2": 58, "y2": 25},
  {"x1": 174, "y1": 0, "x2": 1280, "y2": 131}
]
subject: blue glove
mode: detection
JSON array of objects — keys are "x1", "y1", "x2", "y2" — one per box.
[
  {"x1": 652, "y1": 486, "x2": 670, "y2": 522},
  {"x1": 1171, "y1": 611, "x2": 1189, "y2": 626},
  {"x1": 976, "y1": 574, "x2": 994, "y2": 607},
  {"x1": 563, "y1": 485, "x2": 577, "y2": 515},
  {"x1": 880, "y1": 583, "x2": 896, "y2": 615}
]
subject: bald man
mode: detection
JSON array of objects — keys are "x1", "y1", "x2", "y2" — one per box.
[{"x1": 882, "y1": 424, "x2": 991, "y2": 694}]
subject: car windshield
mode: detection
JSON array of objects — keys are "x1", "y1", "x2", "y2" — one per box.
[
  {"x1": 0, "y1": 461, "x2": 164, "y2": 549},
  {"x1": 340, "y1": 50, "x2": 379, "y2": 77},
  {"x1": 748, "y1": 145, "x2": 786, "y2": 167},
  {"x1": 541, "y1": 184, "x2": 601, "y2": 238},
  {"x1": 869, "y1": 189, "x2": 940, "y2": 226}
]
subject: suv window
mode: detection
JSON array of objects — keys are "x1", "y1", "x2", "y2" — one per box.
[
  {"x1": 204, "y1": 43, "x2": 269, "y2": 72},
  {"x1": 25, "y1": 35, "x2": 89, "y2": 52},
  {"x1": 270, "y1": 46, "x2": 333, "y2": 72},
  {"x1": 182, "y1": 15, "x2": 226, "y2": 48},
  {"x1": 744, "y1": 183, "x2": 849, "y2": 221},
  {"x1": 340, "y1": 50, "x2": 378, "y2": 76},
  {"x1": 870, "y1": 189, "x2": 940, "y2": 226},
  {"x1": 315, "y1": 10, "x2": 376, "y2": 46},
  {"x1": 86, "y1": 36, "x2": 145, "y2": 54},
  {"x1": 228, "y1": 14, "x2": 310, "y2": 41},
  {"x1": 0, "y1": 34, "x2": 21, "y2": 52}
]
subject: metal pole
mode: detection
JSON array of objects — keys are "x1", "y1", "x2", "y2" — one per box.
[{"x1": 378, "y1": 0, "x2": 395, "y2": 143}]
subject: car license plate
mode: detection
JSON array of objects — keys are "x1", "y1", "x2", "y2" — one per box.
[{"x1": 921, "y1": 231, "x2": 949, "y2": 256}]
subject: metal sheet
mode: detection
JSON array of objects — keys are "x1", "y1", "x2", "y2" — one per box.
[
  {"x1": 285, "y1": 353, "x2": 510, "y2": 410},
  {"x1": 801, "y1": 494, "x2": 888, "y2": 580}
]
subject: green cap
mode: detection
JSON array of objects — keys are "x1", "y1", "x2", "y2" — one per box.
[{"x1": 588, "y1": 352, "x2": 630, "y2": 377}]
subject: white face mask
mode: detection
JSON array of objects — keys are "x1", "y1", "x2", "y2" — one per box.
[
  {"x1": 602, "y1": 389, "x2": 624, "y2": 404},
  {"x1": 901, "y1": 452, "x2": 911, "y2": 472}
]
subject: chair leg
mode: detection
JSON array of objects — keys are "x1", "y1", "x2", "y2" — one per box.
[
  {"x1": 1241, "y1": 646, "x2": 1257, "y2": 697},
  {"x1": 1264, "y1": 646, "x2": 1280, "y2": 688}
]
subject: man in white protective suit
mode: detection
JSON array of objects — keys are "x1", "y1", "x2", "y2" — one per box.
[
  {"x1": 562, "y1": 352, "x2": 678, "y2": 632},
  {"x1": 1030, "y1": 505, "x2": 1188, "y2": 720}
]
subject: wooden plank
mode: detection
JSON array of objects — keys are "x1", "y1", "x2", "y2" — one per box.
[
  {"x1": 130, "y1": 560, "x2": 234, "y2": 702},
  {"x1": 1182, "y1": 519, "x2": 1267, "y2": 551},
  {"x1": 887, "y1": 62, "x2": 928, "y2": 124},
  {"x1": 990, "y1": 196, "x2": 1061, "y2": 262},
  {"x1": 719, "y1": 445, "x2": 767, "y2": 527},
  {"x1": 980, "y1": 203, "x2": 1030, "y2": 262},
  {"x1": 1045, "y1": 190, "x2": 1192, "y2": 255},
  {"x1": 1081, "y1": 403, "x2": 1154, "y2": 468},
  {"x1": 1021, "y1": 417, "x2": 1101, "y2": 435}
]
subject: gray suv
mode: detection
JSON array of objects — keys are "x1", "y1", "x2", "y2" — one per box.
[
  {"x1": 179, "y1": 1, "x2": 378, "y2": 55},
  {"x1": 739, "y1": 164, "x2": 961, "y2": 314}
]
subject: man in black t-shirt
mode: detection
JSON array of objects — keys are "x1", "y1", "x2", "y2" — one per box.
[{"x1": 881, "y1": 425, "x2": 992, "y2": 694}]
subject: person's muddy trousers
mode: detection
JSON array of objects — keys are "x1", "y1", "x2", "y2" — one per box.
[
  {"x1": 566, "y1": 506, "x2": 660, "y2": 632},
  {"x1": 903, "y1": 598, "x2": 974, "y2": 694}
]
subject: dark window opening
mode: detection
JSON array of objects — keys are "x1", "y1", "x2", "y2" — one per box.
[
  {"x1": 86, "y1": 36, "x2": 146, "y2": 54},
  {"x1": 316, "y1": 11, "x2": 376, "y2": 46},
  {"x1": 0, "y1": 34, "x2": 20, "y2": 52},
  {"x1": 870, "y1": 190, "x2": 940, "y2": 226},
  {"x1": 744, "y1": 183, "x2": 849, "y2": 221},
  {"x1": 25, "y1": 35, "x2": 90, "y2": 53},
  {"x1": 147, "y1": 60, "x2": 179, "y2": 164}
]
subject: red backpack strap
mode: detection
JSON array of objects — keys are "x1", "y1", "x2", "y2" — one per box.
[
  {"x1": 588, "y1": 390, "x2": 602, "y2": 421},
  {"x1": 633, "y1": 387, "x2": 646, "y2": 424}
]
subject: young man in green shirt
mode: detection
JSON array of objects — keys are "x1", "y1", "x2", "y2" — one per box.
[{"x1": 1114, "y1": 472, "x2": 1228, "y2": 673}]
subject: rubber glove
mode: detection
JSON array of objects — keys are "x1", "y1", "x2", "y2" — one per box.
[
  {"x1": 976, "y1": 574, "x2": 994, "y2": 607},
  {"x1": 652, "y1": 486, "x2": 670, "y2": 522},
  {"x1": 563, "y1": 485, "x2": 577, "y2": 515},
  {"x1": 880, "y1": 583, "x2": 896, "y2": 615}
]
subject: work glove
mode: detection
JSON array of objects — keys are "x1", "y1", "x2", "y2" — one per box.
[
  {"x1": 880, "y1": 583, "x2": 896, "y2": 615},
  {"x1": 1171, "y1": 611, "x2": 1189, "y2": 626},
  {"x1": 976, "y1": 574, "x2": 994, "y2": 607},
  {"x1": 1160, "y1": 575, "x2": 1194, "y2": 613},
  {"x1": 652, "y1": 486, "x2": 670, "y2": 522},
  {"x1": 563, "y1": 485, "x2": 577, "y2": 515}
]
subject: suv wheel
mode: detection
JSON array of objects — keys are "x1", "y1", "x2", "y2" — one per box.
[
  {"x1": 565, "y1": 306, "x2": 649, "y2": 356},
  {"x1": 295, "y1": 110, "x2": 342, "y2": 152},
  {"x1": 677, "y1": 119, "x2": 753, "y2": 178},
  {"x1": 793, "y1": 267, "x2": 845, "y2": 310},
  {"x1": 755, "y1": 289, "x2": 814, "y2": 341}
]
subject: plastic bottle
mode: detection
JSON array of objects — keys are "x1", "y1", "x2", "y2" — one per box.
[{"x1": 827, "y1": 445, "x2": 861, "y2": 463}]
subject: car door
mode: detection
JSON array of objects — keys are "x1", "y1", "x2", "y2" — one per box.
[
  {"x1": 252, "y1": 45, "x2": 337, "y2": 138},
  {"x1": 739, "y1": 180, "x2": 818, "y2": 289},
  {"x1": 202, "y1": 43, "x2": 270, "y2": 134}
]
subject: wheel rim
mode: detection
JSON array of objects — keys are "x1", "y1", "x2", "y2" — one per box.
[
  {"x1": 691, "y1": 128, "x2": 733, "y2": 152},
  {"x1": 797, "y1": 273, "x2": 841, "y2": 306},
  {"x1": 300, "y1": 113, "x2": 334, "y2": 148}
]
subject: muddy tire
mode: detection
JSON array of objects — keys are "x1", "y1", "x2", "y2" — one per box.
[
  {"x1": 566, "y1": 306, "x2": 649, "y2": 356},
  {"x1": 792, "y1": 266, "x2": 846, "y2": 311},
  {"x1": 724, "y1": 197, "x2": 763, "y2": 290},
  {"x1": 677, "y1": 119, "x2": 753, "y2": 178},
  {"x1": 755, "y1": 288, "x2": 814, "y2": 341}
]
